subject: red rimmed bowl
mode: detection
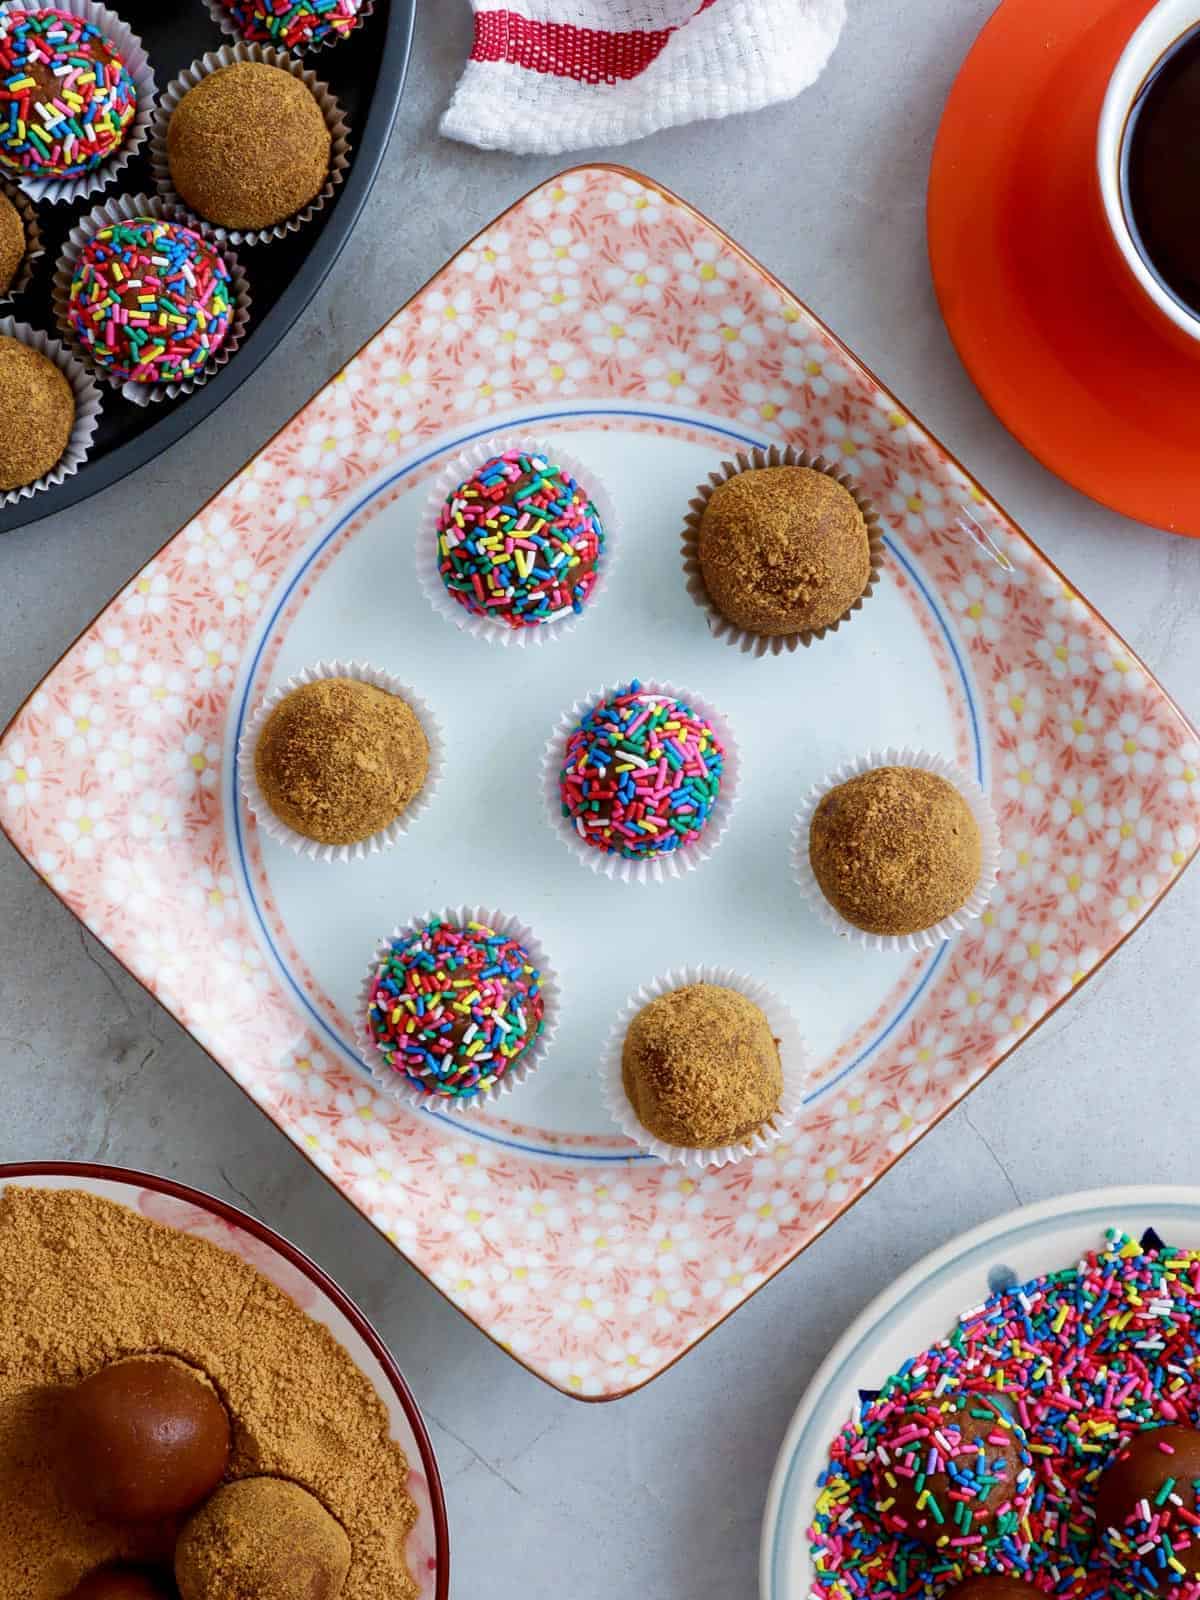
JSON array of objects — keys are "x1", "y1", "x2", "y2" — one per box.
[{"x1": 0, "y1": 1160, "x2": 449, "y2": 1599}]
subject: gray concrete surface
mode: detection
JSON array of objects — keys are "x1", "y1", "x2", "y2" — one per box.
[{"x1": 3, "y1": 4, "x2": 1200, "y2": 1597}]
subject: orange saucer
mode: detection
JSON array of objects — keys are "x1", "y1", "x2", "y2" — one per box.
[{"x1": 928, "y1": 0, "x2": 1200, "y2": 536}]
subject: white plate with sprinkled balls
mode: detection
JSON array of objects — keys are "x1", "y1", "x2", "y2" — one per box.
[
  {"x1": 2, "y1": 166, "x2": 1199, "y2": 1401},
  {"x1": 760, "y1": 1186, "x2": 1200, "y2": 1600}
]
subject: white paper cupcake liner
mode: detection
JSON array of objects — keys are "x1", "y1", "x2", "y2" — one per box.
[
  {"x1": 681, "y1": 443, "x2": 885, "y2": 657},
  {"x1": 238, "y1": 660, "x2": 445, "y2": 864},
  {"x1": 0, "y1": 0, "x2": 157, "y2": 205},
  {"x1": 0, "y1": 173, "x2": 42, "y2": 300},
  {"x1": 52, "y1": 192, "x2": 251, "y2": 406},
  {"x1": 541, "y1": 678, "x2": 739, "y2": 885},
  {"x1": 149, "y1": 43, "x2": 351, "y2": 247},
  {"x1": 601, "y1": 966, "x2": 811, "y2": 1170},
  {"x1": 0, "y1": 315, "x2": 101, "y2": 505},
  {"x1": 418, "y1": 433, "x2": 619, "y2": 649},
  {"x1": 205, "y1": 0, "x2": 376, "y2": 55},
  {"x1": 790, "y1": 746, "x2": 1003, "y2": 953},
  {"x1": 357, "y1": 903, "x2": 559, "y2": 1116}
]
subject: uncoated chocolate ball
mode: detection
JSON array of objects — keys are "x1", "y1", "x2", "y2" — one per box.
[
  {"x1": 944, "y1": 1581, "x2": 1046, "y2": 1600},
  {"x1": 61, "y1": 1355, "x2": 231, "y2": 1522},
  {"x1": 68, "y1": 1566, "x2": 174, "y2": 1599}
]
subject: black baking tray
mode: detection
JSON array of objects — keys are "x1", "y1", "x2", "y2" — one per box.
[{"x1": 0, "y1": 0, "x2": 416, "y2": 534}]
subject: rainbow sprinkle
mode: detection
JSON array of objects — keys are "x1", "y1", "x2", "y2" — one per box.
[
  {"x1": 0, "y1": 8, "x2": 137, "y2": 179},
  {"x1": 559, "y1": 680, "x2": 725, "y2": 862},
  {"x1": 67, "y1": 219, "x2": 234, "y2": 386},
  {"x1": 868, "y1": 1389, "x2": 1034, "y2": 1568},
  {"x1": 808, "y1": 1231, "x2": 1200, "y2": 1600},
  {"x1": 365, "y1": 918, "x2": 546, "y2": 1101},
  {"x1": 437, "y1": 449, "x2": 605, "y2": 630},
  {"x1": 218, "y1": 0, "x2": 364, "y2": 48}
]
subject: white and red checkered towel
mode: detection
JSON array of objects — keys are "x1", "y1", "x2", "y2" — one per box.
[{"x1": 441, "y1": 0, "x2": 846, "y2": 155}]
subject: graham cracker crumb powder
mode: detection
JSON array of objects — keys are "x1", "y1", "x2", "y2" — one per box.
[{"x1": 0, "y1": 1188, "x2": 418, "y2": 1600}]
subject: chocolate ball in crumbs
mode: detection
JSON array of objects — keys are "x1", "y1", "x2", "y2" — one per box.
[
  {"x1": 0, "y1": 187, "x2": 26, "y2": 294},
  {"x1": 254, "y1": 677, "x2": 430, "y2": 847},
  {"x1": 61, "y1": 1355, "x2": 231, "y2": 1522},
  {"x1": 68, "y1": 1567, "x2": 174, "y2": 1600},
  {"x1": 0, "y1": 333, "x2": 74, "y2": 491},
  {"x1": 697, "y1": 465, "x2": 870, "y2": 637},
  {"x1": 168, "y1": 63, "x2": 331, "y2": 234},
  {"x1": 809, "y1": 765, "x2": 982, "y2": 937},
  {"x1": 621, "y1": 983, "x2": 782, "y2": 1150},
  {"x1": 1095, "y1": 1424, "x2": 1200, "y2": 1588},
  {"x1": 176, "y1": 1477, "x2": 351, "y2": 1600}
]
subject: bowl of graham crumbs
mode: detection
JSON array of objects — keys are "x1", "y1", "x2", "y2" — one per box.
[{"x1": 0, "y1": 1162, "x2": 448, "y2": 1600}]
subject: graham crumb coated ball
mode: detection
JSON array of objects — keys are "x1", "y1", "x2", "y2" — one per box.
[
  {"x1": 621, "y1": 984, "x2": 782, "y2": 1149},
  {"x1": 68, "y1": 1568, "x2": 174, "y2": 1600},
  {"x1": 217, "y1": 0, "x2": 365, "y2": 49},
  {"x1": 175, "y1": 1477, "x2": 351, "y2": 1600},
  {"x1": 437, "y1": 448, "x2": 606, "y2": 631},
  {"x1": 559, "y1": 681, "x2": 725, "y2": 862},
  {"x1": 67, "y1": 219, "x2": 235, "y2": 387},
  {"x1": 0, "y1": 9, "x2": 138, "y2": 180},
  {"x1": 1095, "y1": 1424, "x2": 1200, "y2": 1590},
  {"x1": 60, "y1": 1355, "x2": 231, "y2": 1523},
  {"x1": 868, "y1": 1390, "x2": 1033, "y2": 1561},
  {"x1": 698, "y1": 465, "x2": 870, "y2": 637},
  {"x1": 809, "y1": 765, "x2": 983, "y2": 937},
  {"x1": 0, "y1": 188, "x2": 26, "y2": 294},
  {"x1": 366, "y1": 917, "x2": 546, "y2": 1101},
  {"x1": 168, "y1": 63, "x2": 332, "y2": 233},
  {"x1": 254, "y1": 677, "x2": 430, "y2": 847},
  {"x1": 0, "y1": 333, "x2": 75, "y2": 492}
]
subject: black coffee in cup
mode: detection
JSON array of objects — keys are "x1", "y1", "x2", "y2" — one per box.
[{"x1": 1122, "y1": 22, "x2": 1200, "y2": 316}]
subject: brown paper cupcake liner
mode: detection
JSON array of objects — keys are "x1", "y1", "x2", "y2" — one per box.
[
  {"x1": 0, "y1": 315, "x2": 102, "y2": 506},
  {"x1": 680, "y1": 443, "x2": 885, "y2": 657},
  {"x1": 0, "y1": 174, "x2": 42, "y2": 301},
  {"x1": 204, "y1": 0, "x2": 376, "y2": 56},
  {"x1": 149, "y1": 43, "x2": 351, "y2": 248},
  {"x1": 0, "y1": 0, "x2": 157, "y2": 205},
  {"x1": 52, "y1": 193, "x2": 251, "y2": 407}
]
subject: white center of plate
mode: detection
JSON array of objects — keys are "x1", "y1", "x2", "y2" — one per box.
[{"x1": 228, "y1": 413, "x2": 982, "y2": 1161}]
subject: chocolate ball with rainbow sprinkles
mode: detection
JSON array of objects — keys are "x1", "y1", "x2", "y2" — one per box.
[
  {"x1": 364, "y1": 917, "x2": 546, "y2": 1104},
  {"x1": 0, "y1": 9, "x2": 138, "y2": 181},
  {"x1": 868, "y1": 1387, "x2": 1034, "y2": 1568},
  {"x1": 436, "y1": 447, "x2": 606, "y2": 633},
  {"x1": 65, "y1": 218, "x2": 235, "y2": 388},
  {"x1": 1095, "y1": 1424, "x2": 1200, "y2": 1594},
  {"x1": 216, "y1": 0, "x2": 366, "y2": 50},
  {"x1": 558, "y1": 681, "x2": 727, "y2": 866}
]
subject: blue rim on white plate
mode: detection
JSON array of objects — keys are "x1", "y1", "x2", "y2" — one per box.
[{"x1": 759, "y1": 1186, "x2": 1200, "y2": 1600}]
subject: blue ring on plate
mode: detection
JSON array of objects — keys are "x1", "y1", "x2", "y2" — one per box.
[{"x1": 230, "y1": 407, "x2": 986, "y2": 1161}]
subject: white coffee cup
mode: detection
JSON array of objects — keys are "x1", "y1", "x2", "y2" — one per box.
[{"x1": 1098, "y1": 0, "x2": 1200, "y2": 342}]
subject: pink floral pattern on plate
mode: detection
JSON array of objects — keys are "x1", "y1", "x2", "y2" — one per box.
[{"x1": 2, "y1": 167, "x2": 1198, "y2": 1400}]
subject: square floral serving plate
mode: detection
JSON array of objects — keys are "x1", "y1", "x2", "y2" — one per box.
[{"x1": 3, "y1": 165, "x2": 1198, "y2": 1401}]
